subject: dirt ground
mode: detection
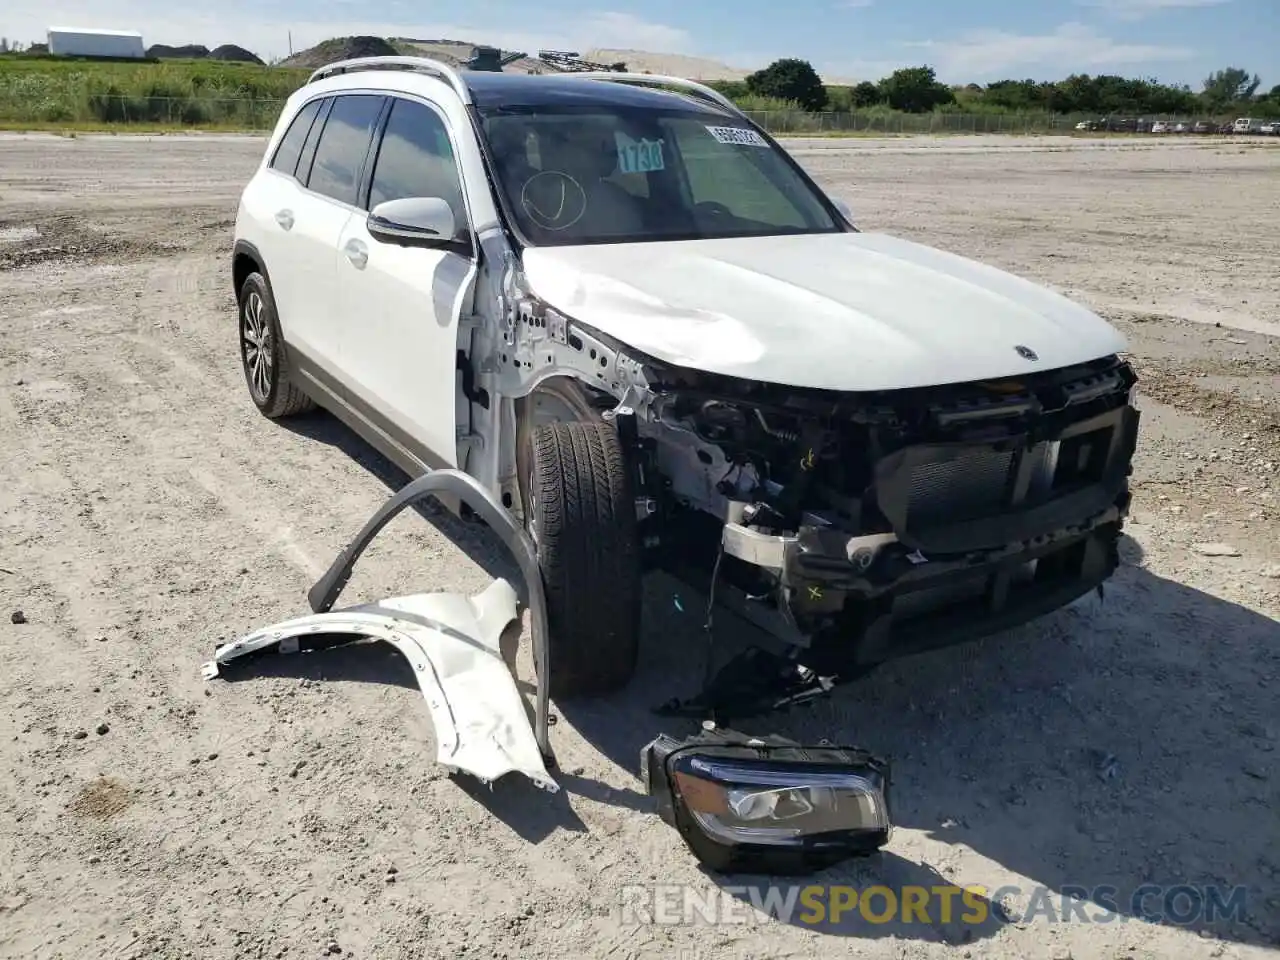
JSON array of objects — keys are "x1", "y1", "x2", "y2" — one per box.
[{"x1": 1, "y1": 132, "x2": 1277, "y2": 960}]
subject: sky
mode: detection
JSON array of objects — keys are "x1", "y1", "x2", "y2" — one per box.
[{"x1": 3, "y1": 0, "x2": 1275, "y2": 88}]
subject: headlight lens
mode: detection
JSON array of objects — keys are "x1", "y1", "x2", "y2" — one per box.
[
  {"x1": 676, "y1": 756, "x2": 888, "y2": 845},
  {"x1": 643, "y1": 731, "x2": 891, "y2": 874}
]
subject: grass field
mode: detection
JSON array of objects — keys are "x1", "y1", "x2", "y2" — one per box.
[
  {"x1": 0, "y1": 55, "x2": 306, "y2": 127},
  {"x1": 0, "y1": 54, "x2": 1158, "y2": 137}
]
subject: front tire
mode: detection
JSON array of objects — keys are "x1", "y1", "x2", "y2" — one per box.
[
  {"x1": 527, "y1": 420, "x2": 641, "y2": 698},
  {"x1": 238, "y1": 271, "x2": 314, "y2": 419}
]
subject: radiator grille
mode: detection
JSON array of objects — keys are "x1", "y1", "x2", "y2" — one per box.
[
  {"x1": 905, "y1": 442, "x2": 1060, "y2": 528},
  {"x1": 906, "y1": 448, "x2": 1014, "y2": 526}
]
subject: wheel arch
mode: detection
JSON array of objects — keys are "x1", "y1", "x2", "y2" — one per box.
[{"x1": 232, "y1": 239, "x2": 269, "y2": 302}]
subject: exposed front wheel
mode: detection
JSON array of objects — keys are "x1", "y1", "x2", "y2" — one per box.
[
  {"x1": 238, "y1": 271, "x2": 315, "y2": 419},
  {"x1": 526, "y1": 419, "x2": 641, "y2": 698}
]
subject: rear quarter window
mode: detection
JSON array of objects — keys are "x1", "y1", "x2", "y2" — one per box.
[{"x1": 268, "y1": 98, "x2": 323, "y2": 178}]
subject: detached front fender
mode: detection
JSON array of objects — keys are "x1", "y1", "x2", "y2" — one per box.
[
  {"x1": 204, "y1": 579, "x2": 556, "y2": 791},
  {"x1": 203, "y1": 468, "x2": 557, "y2": 790}
]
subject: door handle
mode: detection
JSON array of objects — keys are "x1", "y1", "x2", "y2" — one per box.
[
  {"x1": 274, "y1": 209, "x2": 294, "y2": 230},
  {"x1": 343, "y1": 238, "x2": 368, "y2": 269}
]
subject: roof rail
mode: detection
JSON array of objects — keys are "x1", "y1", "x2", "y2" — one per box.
[
  {"x1": 307, "y1": 56, "x2": 471, "y2": 104},
  {"x1": 562, "y1": 72, "x2": 745, "y2": 118}
]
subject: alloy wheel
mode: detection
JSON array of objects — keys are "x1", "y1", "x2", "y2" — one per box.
[{"x1": 240, "y1": 291, "x2": 274, "y2": 402}]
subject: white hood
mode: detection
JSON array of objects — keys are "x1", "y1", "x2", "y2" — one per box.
[{"x1": 520, "y1": 231, "x2": 1127, "y2": 392}]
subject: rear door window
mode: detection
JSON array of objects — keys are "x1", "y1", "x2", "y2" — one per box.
[
  {"x1": 268, "y1": 98, "x2": 323, "y2": 179},
  {"x1": 306, "y1": 94, "x2": 386, "y2": 207}
]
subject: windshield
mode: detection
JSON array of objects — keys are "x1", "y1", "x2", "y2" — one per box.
[{"x1": 475, "y1": 104, "x2": 841, "y2": 245}]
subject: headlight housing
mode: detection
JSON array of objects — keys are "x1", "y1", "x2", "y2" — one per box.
[{"x1": 641, "y1": 725, "x2": 891, "y2": 874}]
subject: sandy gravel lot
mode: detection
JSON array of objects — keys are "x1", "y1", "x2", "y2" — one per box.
[{"x1": 1, "y1": 133, "x2": 1278, "y2": 960}]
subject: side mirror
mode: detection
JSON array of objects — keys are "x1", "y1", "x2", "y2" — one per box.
[
  {"x1": 641, "y1": 725, "x2": 891, "y2": 875},
  {"x1": 367, "y1": 196, "x2": 457, "y2": 248}
]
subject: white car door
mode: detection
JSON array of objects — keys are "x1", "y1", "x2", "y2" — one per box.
[
  {"x1": 282, "y1": 93, "x2": 389, "y2": 378},
  {"x1": 335, "y1": 95, "x2": 477, "y2": 470},
  {"x1": 242, "y1": 95, "x2": 330, "y2": 346}
]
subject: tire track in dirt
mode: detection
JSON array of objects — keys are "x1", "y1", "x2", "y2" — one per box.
[
  {"x1": 7, "y1": 134, "x2": 1279, "y2": 959},
  {"x1": 61, "y1": 296, "x2": 669, "y2": 956},
  {"x1": 110, "y1": 290, "x2": 774, "y2": 956}
]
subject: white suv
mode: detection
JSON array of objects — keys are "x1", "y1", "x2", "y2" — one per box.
[{"x1": 232, "y1": 57, "x2": 1141, "y2": 705}]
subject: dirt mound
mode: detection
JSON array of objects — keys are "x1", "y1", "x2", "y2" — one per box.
[
  {"x1": 281, "y1": 36, "x2": 398, "y2": 69},
  {"x1": 0, "y1": 215, "x2": 180, "y2": 271},
  {"x1": 209, "y1": 44, "x2": 263, "y2": 64},
  {"x1": 68, "y1": 777, "x2": 133, "y2": 820},
  {"x1": 146, "y1": 43, "x2": 210, "y2": 60}
]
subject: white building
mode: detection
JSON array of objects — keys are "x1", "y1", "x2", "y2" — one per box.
[{"x1": 47, "y1": 27, "x2": 145, "y2": 59}]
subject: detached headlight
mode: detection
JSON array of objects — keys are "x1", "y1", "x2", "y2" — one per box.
[{"x1": 642, "y1": 726, "x2": 891, "y2": 875}]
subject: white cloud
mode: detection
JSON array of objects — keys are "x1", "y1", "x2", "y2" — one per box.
[
  {"x1": 1076, "y1": 0, "x2": 1232, "y2": 20},
  {"x1": 2, "y1": 1, "x2": 692, "y2": 63},
  {"x1": 903, "y1": 22, "x2": 1195, "y2": 81},
  {"x1": 581, "y1": 11, "x2": 692, "y2": 52}
]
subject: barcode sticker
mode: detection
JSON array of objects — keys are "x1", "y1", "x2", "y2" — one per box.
[{"x1": 705, "y1": 125, "x2": 769, "y2": 147}]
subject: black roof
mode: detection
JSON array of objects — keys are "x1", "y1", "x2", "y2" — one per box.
[{"x1": 461, "y1": 71, "x2": 734, "y2": 115}]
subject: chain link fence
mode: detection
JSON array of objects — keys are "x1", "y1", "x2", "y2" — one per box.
[
  {"x1": 0, "y1": 92, "x2": 286, "y2": 128},
  {"x1": 0, "y1": 92, "x2": 1243, "y2": 136},
  {"x1": 742, "y1": 109, "x2": 1092, "y2": 135}
]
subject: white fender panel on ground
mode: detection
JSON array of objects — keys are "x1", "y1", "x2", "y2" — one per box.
[{"x1": 202, "y1": 578, "x2": 558, "y2": 792}]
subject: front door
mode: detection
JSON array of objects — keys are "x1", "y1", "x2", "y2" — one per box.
[{"x1": 335, "y1": 95, "x2": 477, "y2": 470}]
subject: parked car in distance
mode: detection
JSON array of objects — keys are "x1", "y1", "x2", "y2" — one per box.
[
  {"x1": 1150, "y1": 121, "x2": 1170, "y2": 134},
  {"x1": 1191, "y1": 120, "x2": 1214, "y2": 134},
  {"x1": 1260, "y1": 122, "x2": 1279, "y2": 136},
  {"x1": 230, "y1": 56, "x2": 1142, "y2": 700},
  {"x1": 1232, "y1": 118, "x2": 1264, "y2": 134}
]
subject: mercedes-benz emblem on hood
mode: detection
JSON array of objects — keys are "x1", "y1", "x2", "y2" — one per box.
[{"x1": 1014, "y1": 344, "x2": 1039, "y2": 361}]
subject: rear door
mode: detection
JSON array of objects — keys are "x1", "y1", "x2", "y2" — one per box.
[
  {"x1": 285, "y1": 92, "x2": 387, "y2": 378},
  {"x1": 246, "y1": 95, "x2": 326, "y2": 338},
  {"x1": 334, "y1": 95, "x2": 478, "y2": 470}
]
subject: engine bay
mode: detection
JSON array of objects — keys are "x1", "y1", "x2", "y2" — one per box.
[{"x1": 620, "y1": 353, "x2": 1139, "y2": 686}]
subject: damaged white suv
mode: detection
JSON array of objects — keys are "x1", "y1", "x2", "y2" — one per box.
[{"x1": 232, "y1": 57, "x2": 1140, "y2": 709}]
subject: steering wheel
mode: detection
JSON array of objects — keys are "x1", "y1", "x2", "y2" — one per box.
[
  {"x1": 520, "y1": 170, "x2": 588, "y2": 231},
  {"x1": 694, "y1": 201, "x2": 735, "y2": 219}
]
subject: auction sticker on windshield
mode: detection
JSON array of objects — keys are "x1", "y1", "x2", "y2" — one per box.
[
  {"x1": 705, "y1": 125, "x2": 769, "y2": 147},
  {"x1": 615, "y1": 132, "x2": 666, "y2": 174}
]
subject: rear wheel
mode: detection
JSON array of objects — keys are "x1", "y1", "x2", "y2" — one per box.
[
  {"x1": 525, "y1": 419, "x2": 641, "y2": 698},
  {"x1": 238, "y1": 271, "x2": 314, "y2": 419}
]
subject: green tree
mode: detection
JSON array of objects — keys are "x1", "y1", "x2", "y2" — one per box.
[
  {"x1": 877, "y1": 65, "x2": 954, "y2": 113},
  {"x1": 744, "y1": 58, "x2": 827, "y2": 112},
  {"x1": 1201, "y1": 67, "x2": 1261, "y2": 108},
  {"x1": 850, "y1": 80, "x2": 880, "y2": 107},
  {"x1": 709, "y1": 79, "x2": 748, "y2": 100}
]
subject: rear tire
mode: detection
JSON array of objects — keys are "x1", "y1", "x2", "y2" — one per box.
[
  {"x1": 527, "y1": 420, "x2": 641, "y2": 698},
  {"x1": 238, "y1": 271, "x2": 315, "y2": 419}
]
